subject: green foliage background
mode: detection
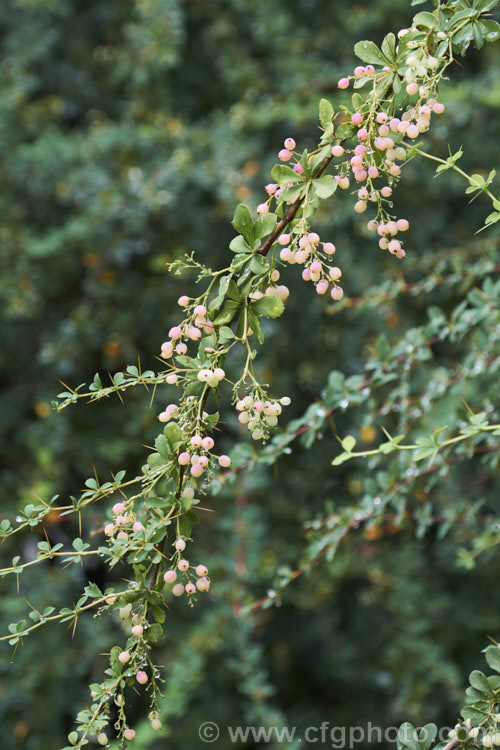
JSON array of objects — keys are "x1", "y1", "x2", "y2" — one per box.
[{"x1": 0, "y1": 0, "x2": 499, "y2": 748}]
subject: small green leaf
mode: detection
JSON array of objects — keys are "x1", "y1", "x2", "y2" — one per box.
[
  {"x1": 232, "y1": 204, "x2": 255, "y2": 243},
  {"x1": 270, "y1": 165, "x2": 304, "y2": 185},
  {"x1": 353, "y1": 40, "x2": 389, "y2": 66},
  {"x1": 252, "y1": 296, "x2": 285, "y2": 319},
  {"x1": 229, "y1": 235, "x2": 252, "y2": 254},
  {"x1": 341, "y1": 435, "x2": 356, "y2": 452},
  {"x1": 312, "y1": 174, "x2": 337, "y2": 199},
  {"x1": 319, "y1": 98, "x2": 334, "y2": 129}
]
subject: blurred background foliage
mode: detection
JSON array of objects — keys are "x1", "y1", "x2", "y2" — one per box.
[{"x1": 0, "y1": 0, "x2": 499, "y2": 748}]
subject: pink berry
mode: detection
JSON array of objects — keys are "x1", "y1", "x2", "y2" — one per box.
[
  {"x1": 279, "y1": 247, "x2": 292, "y2": 262},
  {"x1": 190, "y1": 463, "x2": 203, "y2": 478},
  {"x1": 433, "y1": 102, "x2": 445, "y2": 114},
  {"x1": 354, "y1": 169, "x2": 367, "y2": 182},
  {"x1": 379, "y1": 124, "x2": 389, "y2": 137},
  {"x1": 406, "y1": 124, "x2": 419, "y2": 139},
  {"x1": 338, "y1": 77, "x2": 349, "y2": 89},
  {"x1": 124, "y1": 729, "x2": 136, "y2": 741},
  {"x1": 351, "y1": 155, "x2": 363, "y2": 168},
  {"x1": 257, "y1": 203, "x2": 269, "y2": 215},
  {"x1": 406, "y1": 82, "x2": 418, "y2": 96},
  {"x1": 169, "y1": 326, "x2": 182, "y2": 340},
  {"x1": 331, "y1": 145, "x2": 344, "y2": 157},
  {"x1": 388, "y1": 239, "x2": 401, "y2": 254},
  {"x1": 365, "y1": 65, "x2": 375, "y2": 75},
  {"x1": 161, "y1": 342, "x2": 173, "y2": 358},
  {"x1": 199, "y1": 455, "x2": 209, "y2": 467},
  {"x1": 354, "y1": 200, "x2": 367, "y2": 213},
  {"x1": 117, "y1": 531, "x2": 128, "y2": 541},
  {"x1": 368, "y1": 166, "x2": 379, "y2": 179},
  {"x1": 132, "y1": 521, "x2": 144, "y2": 533},
  {"x1": 329, "y1": 267, "x2": 342, "y2": 281},
  {"x1": 196, "y1": 577, "x2": 210, "y2": 592},
  {"x1": 381, "y1": 186, "x2": 392, "y2": 197},
  {"x1": 265, "y1": 183, "x2": 277, "y2": 194},
  {"x1": 115, "y1": 515, "x2": 126, "y2": 527},
  {"x1": 185, "y1": 583, "x2": 196, "y2": 595},
  {"x1": 316, "y1": 280, "x2": 328, "y2": 295},
  {"x1": 175, "y1": 342, "x2": 187, "y2": 354},
  {"x1": 308, "y1": 232, "x2": 320, "y2": 244},
  {"x1": 278, "y1": 148, "x2": 292, "y2": 161},
  {"x1": 357, "y1": 128, "x2": 368, "y2": 140},
  {"x1": 131, "y1": 624, "x2": 143, "y2": 637},
  {"x1": 284, "y1": 137, "x2": 296, "y2": 150},
  {"x1": 118, "y1": 651, "x2": 130, "y2": 664},
  {"x1": 172, "y1": 583, "x2": 184, "y2": 597},
  {"x1": 293, "y1": 163, "x2": 303, "y2": 174},
  {"x1": 376, "y1": 112, "x2": 388, "y2": 124},
  {"x1": 201, "y1": 436, "x2": 214, "y2": 451},
  {"x1": 104, "y1": 523, "x2": 115, "y2": 536},
  {"x1": 351, "y1": 112, "x2": 363, "y2": 125},
  {"x1": 112, "y1": 502, "x2": 125, "y2": 515},
  {"x1": 310, "y1": 261, "x2": 322, "y2": 273},
  {"x1": 136, "y1": 671, "x2": 148, "y2": 685},
  {"x1": 323, "y1": 242, "x2": 336, "y2": 255},
  {"x1": 163, "y1": 570, "x2": 177, "y2": 584},
  {"x1": 302, "y1": 268, "x2": 311, "y2": 282},
  {"x1": 190, "y1": 435, "x2": 202, "y2": 448},
  {"x1": 396, "y1": 219, "x2": 409, "y2": 232},
  {"x1": 389, "y1": 118, "x2": 400, "y2": 132},
  {"x1": 175, "y1": 538, "x2": 186, "y2": 551},
  {"x1": 331, "y1": 286, "x2": 344, "y2": 301},
  {"x1": 178, "y1": 452, "x2": 190, "y2": 466},
  {"x1": 278, "y1": 233, "x2": 290, "y2": 245},
  {"x1": 354, "y1": 66, "x2": 365, "y2": 78},
  {"x1": 177, "y1": 296, "x2": 189, "y2": 307},
  {"x1": 196, "y1": 564, "x2": 208, "y2": 577},
  {"x1": 194, "y1": 305, "x2": 206, "y2": 317},
  {"x1": 218, "y1": 455, "x2": 231, "y2": 468},
  {"x1": 390, "y1": 164, "x2": 401, "y2": 176},
  {"x1": 178, "y1": 559, "x2": 189, "y2": 572},
  {"x1": 354, "y1": 145, "x2": 366, "y2": 156}
]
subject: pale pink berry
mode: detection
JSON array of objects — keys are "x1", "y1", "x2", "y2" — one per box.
[
  {"x1": 172, "y1": 583, "x2": 184, "y2": 597},
  {"x1": 118, "y1": 650, "x2": 130, "y2": 664},
  {"x1": 331, "y1": 286, "x2": 344, "y2": 301},
  {"x1": 396, "y1": 248, "x2": 406, "y2": 259},
  {"x1": 196, "y1": 564, "x2": 208, "y2": 577},
  {"x1": 308, "y1": 232, "x2": 320, "y2": 244},
  {"x1": 175, "y1": 538, "x2": 186, "y2": 552},
  {"x1": 354, "y1": 200, "x2": 367, "y2": 213},
  {"x1": 178, "y1": 559, "x2": 189, "y2": 572},
  {"x1": 284, "y1": 137, "x2": 296, "y2": 150},
  {"x1": 367, "y1": 220, "x2": 378, "y2": 232},
  {"x1": 351, "y1": 155, "x2": 363, "y2": 168},
  {"x1": 316, "y1": 280, "x2": 328, "y2": 295},
  {"x1": 368, "y1": 166, "x2": 379, "y2": 179},
  {"x1": 189, "y1": 326, "x2": 201, "y2": 340},
  {"x1": 164, "y1": 570, "x2": 177, "y2": 584},
  {"x1": 151, "y1": 719, "x2": 162, "y2": 731},
  {"x1": 191, "y1": 435, "x2": 202, "y2": 448},
  {"x1": 104, "y1": 523, "x2": 115, "y2": 536},
  {"x1": 201, "y1": 436, "x2": 214, "y2": 451},
  {"x1": 354, "y1": 169, "x2": 367, "y2": 182},
  {"x1": 175, "y1": 342, "x2": 187, "y2": 355},
  {"x1": 358, "y1": 188, "x2": 369, "y2": 200},
  {"x1": 278, "y1": 233, "x2": 290, "y2": 245},
  {"x1": 351, "y1": 112, "x2": 363, "y2": 125},
  {"x1": 178, "y1": 452, "x2": 190, "y2": 466},
  {"x1": 433, "y1": 102, "x2": 445, "y2": 114},
  {"x1": 117, "y1": 531, "x2": 128, "y2": 540},
  {"x1": 177, "y1": 296, "x2": 189, "y2": 307},
  {"x1": 191, "y1": 463, "x2": 203, "y2": 478},
  {"x1": 194, "y1": 304, "x2": 206, "y2": 317},
  {"x1": 376, "y1": 112, "x2": 388, "y2": 124},
  {"x1": 338, "y1": 77, "x2": 349, "y2": 89},
  {"x1": 389, "y1": 118, "x2": 400, "y2": 132},
  {"x1": 185, "y1": 582, "x2": 196, "y2": 595},
  {"x1": 379, "y1": 237, "x2": 390, "y2": 250},
  {"x1": 338, "y1": 176, "x2": 350, "y2": 189},
  {"x1": 115, "y1": 515, "x2": 126, "y2": 526},
  {"x1": 132, "y1": 521, "x2": 144, "y2": 533},
  {"x1": 381, "y1": 186, "x2": 392, "y2": 197},
  {"x1": 199, "y1": 455, "x2": 209, "y2": 467},
  {"x1": 388, "y1": 239, "x2": 401, "y2": 254},
  {"x1": 365, "y1": 65, "x2": 375, "y2": 75},
  {"x1": 136, "y1": 671, "x2": 148, "y2": 685},
  {"x1": 213, "y1": 367, "x2": 225, "y2": 380},
  {"x1": 357, "y1": 128, "x2": 368, "y2": 140},
  {"x1": 302, "y1": 268, "x2": 311, "y2": 282},
  {"x1": 396, "y1": 219, "x2": 409, "y2": 231},
  {"x1": 131, "y1": 624, "x2": 143, "y2": 637},
  {"x1": 354, "y1": 145, "x2": 366, "y2": 156},
  {"x1": 323, "y1": 242, "x2": 336, "y2": 255},
  {"x1": 161, "y1": 341, "x2": 173, "y2": 358},
  {"x1": 265, "y1": 183, "x2": 277, "y2": 194},
  {"x1": 169, "y1": 326, "x2": 182, "y2": 340},
  {"x1": 329, "y1": 267, "x2": 342, "y2": 281},
  {"x1": 406, "y1": 82, "x2": 418, "y2": 96},
  {"x1": 278, "y1": 148, "x2": 292, "y2": 161},
  {"x1": 331, "y1": 145, "x2": 344, "y2": 157},
  {"x1": 378, "y1": 124, "x2": 389, "y2": 137},
  {"x1": 310, "y1": 261, "x2": 322, "y2": 273},
  {"x1": 406, "y1": 124, "x2": 419, "y2": 139},
  {"x1": 218, "y1": 454, "x2": 231, "y2": 468},
  {"x1": 354, "y1": 66, "x2": 365, "y2": 78},
  {"x1": 386, "y1": 221, "x2": 398, "y2": 236},
  {"x1": 113, "y1": 502, "x2": 126, "y2": 515},
  {"x1": 196, "y1": 577, "x2": 210, "y2": 592},
  {"x1": 293, "y1": 164, "x2": 303, "y2": 174},
  {"x1": 390, "y1": 164, "x2": 401, "y2": 176},
  {"x1": 280, "y1": 247, "x2": 292, "y2": 262},
  {"x1": 257, "y1": 203, "x2": 269, "y2": 215},
  {"x1": 124, "y1": 729, "x2": 136, "y2": 740}
]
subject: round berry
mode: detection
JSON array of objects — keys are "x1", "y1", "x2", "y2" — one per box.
[
  {"x1": 172, "y1": 583, "x2": 184, "y2": 597},
  {"x1": 185, "y1": 583, "x2": 196, "y2": 595},
  {"x1": 178, "y1": 452, "x2": 190, "y2": 466},
  {"x1": 331, "y1": 286, "x2": 344, "y2": 301},
  {"x1": 284, "y1": 137, "x2": 296, "y2": 150},
  {"x1": 136, "y1": 670, "x2": 148, "y2": 685},
  {"x1": 164, "y1": 570, "x2": 177, "y2": 584},
  {"x1": 218, "y1": 454, "x2": 231, "y2": 468},
  {"x1": 278, "y1": 148, "x2": 292, "y2": 161},
  {"x1": 124, "y1": 728, "x2": 136, "y2": 740},
  {"x1": 118, "y1": 650, "x2": 130, "y2": 664},
  {"x1": 337, "y1": 77, "x2": 349, "y2": 89}
]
